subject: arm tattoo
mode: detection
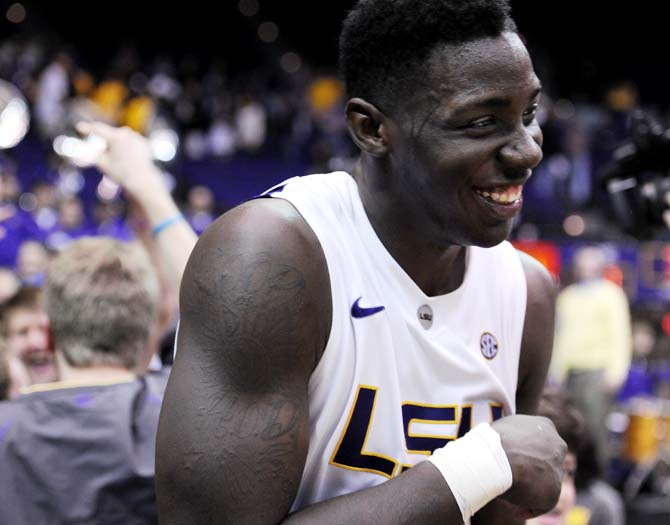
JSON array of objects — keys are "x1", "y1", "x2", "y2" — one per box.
[{"x1": 174, "y1": 249, "x2": 314, "y2": 520}]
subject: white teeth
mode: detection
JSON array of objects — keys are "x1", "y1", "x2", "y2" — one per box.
[{"x1": 475, "y1": 186, "x2": 522, "y2": 204}]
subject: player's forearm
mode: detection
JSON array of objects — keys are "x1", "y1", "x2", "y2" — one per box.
[{"x1": 283, "y1": 462, "x2": 464, "y2": 525}]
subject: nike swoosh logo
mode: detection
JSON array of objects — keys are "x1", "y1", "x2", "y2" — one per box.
[{"x1": 351, "y1": 297, "x2": 385, "y2": 318}]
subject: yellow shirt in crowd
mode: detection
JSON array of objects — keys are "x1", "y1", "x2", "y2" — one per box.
[{"x1": 552, "y1": 279, "x2": 632, "y2": 389}]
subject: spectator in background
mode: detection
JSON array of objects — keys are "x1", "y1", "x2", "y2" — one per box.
[
  {"x1": 542, "y1": 120, "x2": 594, "y2": 211},
  {"x1": 76, "y1": 121, "x2": 197, "y2": 291},
  {"x1": 235, "y1": 94, "x2": 267, "y2": 153},
  {"x1": 34, "y1": 51, "x2": 73, "y2": 138},
  {"x1": 184, "y1": 185, "x2": 216, "y2": 235},
  {"x1": 58, "y1": 195, "x2": 88, "y2": 234},
  {"x1": 0, "y1": 286, "x2": 57, "y2": 387},
  {"x1": 3, "y1": 115, "x2": 198, "y2": 395},
  {"x1": 0, "y1": 268, "x2": 20, "y2": 304},
  {"x1": 0, "y1": 262, "x2": 34, "y2": 400},
  {"x1": 122, "y1": 86, "x2": 155, "y2": 134},
  {"x1": 91, "y1": 72, "x2": 128, "y2": 123},
  {"x1": 15, "y1": 240, "x2": 50, "y2": 286},
  {"x1": 591, "y1": 81, "x2": 639, "y2": 177},
  {"x1": 94, "y1": 199, "x2": 133, "y2": 241},
  {"x1": 552, "y1": 245, "x2": 632, "y2": 469},
  {"x1": 0, "y1": 237, "x2": 165, "y2": 524},
  {"x1": 0, "y1": 169, "x2": 34, "y2": 268},
  {"x1": 29, "y1": 180, "x2": 59, "y2": 236},
  {"x1": 76, "y1": 121, "x2": 199, "y2": 369},
  {"x1": 0, "y1": 169, "x2": 21, "y2": 204},
  {"x1": 207, "y1": 112, "x2": 236, "y2": 158},
  {"x1": 46, "y1": 195, "x2": 92, "y2": 250},
  {"x1": 618, "y1": 318, "x2": 660, "y2": 403}
]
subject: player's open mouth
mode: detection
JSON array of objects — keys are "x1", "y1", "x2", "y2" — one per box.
[
  {"x1": 473, "y1": 184, "x2": 523, "y2": 205},
  {"x1": 472, "y1": 184, "x2": 524, "y2": 220}
]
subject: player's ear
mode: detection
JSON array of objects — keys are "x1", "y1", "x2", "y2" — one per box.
[{"x1": 345, "y1": 98, "x2": 391, "y2": 157}]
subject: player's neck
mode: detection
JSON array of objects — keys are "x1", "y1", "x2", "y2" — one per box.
[{"x1": 352, "y1": 162, "x2": 466, "y2": 296}]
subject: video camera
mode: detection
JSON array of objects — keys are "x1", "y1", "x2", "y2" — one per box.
[{"x1": 601, "y1": 110, "x2": 670, "y2": 237}]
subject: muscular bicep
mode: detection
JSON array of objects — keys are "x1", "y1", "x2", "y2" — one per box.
[{"x1": 156, "y1": 200, "x2": 331, "y2": 524}]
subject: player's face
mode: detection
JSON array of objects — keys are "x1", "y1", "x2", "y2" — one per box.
[{"x1": 387, "y1": 32, "x2": 542, "y2": 248}]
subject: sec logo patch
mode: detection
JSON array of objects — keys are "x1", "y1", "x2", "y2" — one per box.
[{"x1": 480, "y1": 332, "x2": 499, "y2": 360}]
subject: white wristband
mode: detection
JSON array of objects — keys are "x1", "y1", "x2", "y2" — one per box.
[{"x1": 427, "y1": 422, "x2": 513, "y2": 521}]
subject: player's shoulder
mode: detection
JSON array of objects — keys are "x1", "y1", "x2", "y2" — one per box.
[
  {"x1": 183, "y1": 197, "x2": 331, "y2": 314},
  {"x1": 178, "y1": 197, "x2": 333, "y2": 376},
  {"x1": 516, "y1": 249, "x2": 557, "y2": 328},
  {"x1": 515, "y1": 249, "x2": 556, "y2": 300},
  {"x1": 213, "y1": 197, "x2": 312, "y2": 239},
  {"x1": 196, "y1": 198, "x2": 324, "y2": 263}
]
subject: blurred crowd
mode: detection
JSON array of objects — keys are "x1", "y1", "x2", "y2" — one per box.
[
  {"x1": 0, "y1": 30, "x2": 668, "y2": 275},
  {"x1": 0, "y1": 32, "x2": 360, "y2": 272},
  {"x1": 0, "y1": 32, "x2": 353, "y2": 160}
]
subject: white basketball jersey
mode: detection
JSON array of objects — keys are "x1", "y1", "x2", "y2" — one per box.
[{"x1": 266, "y1": 172, "x2": 527, "y2": 514}]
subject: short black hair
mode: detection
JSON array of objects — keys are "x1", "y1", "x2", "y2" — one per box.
[{"x1": 340, "y1": 0, "x2": 517, "y2": 113}]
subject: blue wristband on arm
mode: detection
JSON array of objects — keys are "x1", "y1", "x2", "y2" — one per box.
[{"x1": 151, "y1": 213, "x2": 185, "y2": 238}]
